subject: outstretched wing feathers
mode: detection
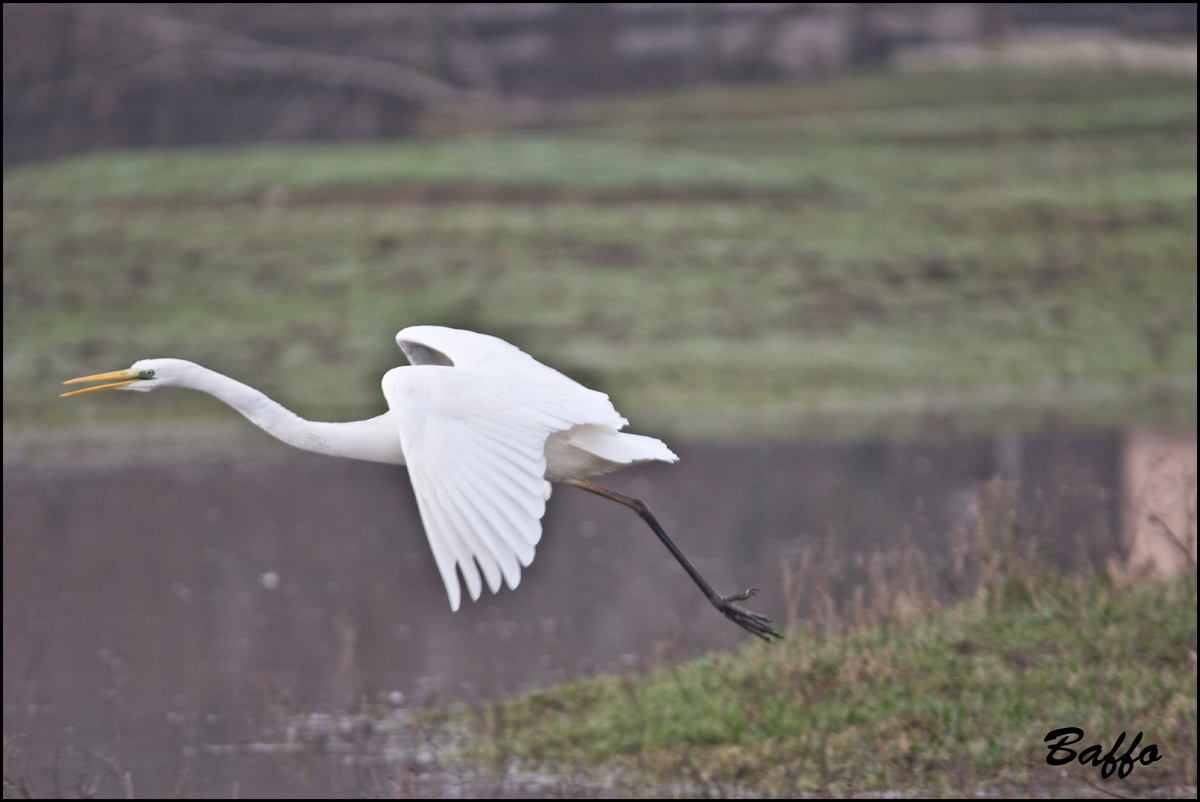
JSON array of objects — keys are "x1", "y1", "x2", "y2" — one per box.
[
  {"x1": 417, "y1": 417, "x2": 531, "y2": 576},
  {"x1": 450, "y1": 442, "x2": 545, "y2": 541},
  {"x1": 384, "y1": 365, "x2": 624, "y2": 610},
  {"x1": 415, "y1": 435, "x2": 509, "y2": 594},
  {"x1": 402, "y1": 454, "x2": 474, "y2": 610}
]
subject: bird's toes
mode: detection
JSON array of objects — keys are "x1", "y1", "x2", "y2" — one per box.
[{"x1": 716, "y1": 594, "x2": 783, "y2": 642}]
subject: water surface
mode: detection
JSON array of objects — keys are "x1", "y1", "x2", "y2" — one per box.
[{"x1": 3, "y1": 432, "x2": 1124, "y2": 796}]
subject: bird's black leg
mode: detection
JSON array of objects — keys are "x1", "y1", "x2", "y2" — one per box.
[{"x1": 563, "y1": 477, "x2": 782, "y2": 642}]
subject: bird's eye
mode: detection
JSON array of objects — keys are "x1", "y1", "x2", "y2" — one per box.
[{"x1": 143, "y1": 369, "x2": 155, "y2": 378}]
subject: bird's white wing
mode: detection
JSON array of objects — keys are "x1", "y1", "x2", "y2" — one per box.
[
  {"x1": 397, "y1": 325, "x2": 590, "y2": 387},
  {"x1": 382, "y1": 365, "x2": 624, "y2": 611}
]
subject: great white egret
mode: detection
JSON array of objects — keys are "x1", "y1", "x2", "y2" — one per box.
[{"x1": 63, "y1": 325, "x2": 780, "y2": 641}]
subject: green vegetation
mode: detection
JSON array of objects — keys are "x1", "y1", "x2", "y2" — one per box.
[
  {"x1": 4, "y1": 69, "x2": 1196, "y2": 448},
  {"x1": 456, "y1": 573, "x2": 1195, "y2": 796},
  {"x1": 443, "y1": 479, "x2": 1196, "y2": 796}
]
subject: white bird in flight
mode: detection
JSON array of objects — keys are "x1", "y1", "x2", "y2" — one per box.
[{"x1": 63, "y1": 325, "x2": 780, "y2": 641}]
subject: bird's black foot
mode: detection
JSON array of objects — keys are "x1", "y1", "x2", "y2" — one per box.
[{"x1": 713, "y1": 588, "x2": 783, "y2": 642}]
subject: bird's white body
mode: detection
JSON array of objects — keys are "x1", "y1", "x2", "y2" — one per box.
[{"x1": 66, "y1": 326, "x2": 676, "y2": 611}]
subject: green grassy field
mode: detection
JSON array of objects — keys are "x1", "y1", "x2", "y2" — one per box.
[
  {"x1": 4, "y1": 69, "x2": 1196, "y2": 448},
  {"x1": 437, "y1": 478, "x2": 1196, "y2": 796},
  {"x1": 450, "y1": 573, "x2": 1195, "y2": 796}
]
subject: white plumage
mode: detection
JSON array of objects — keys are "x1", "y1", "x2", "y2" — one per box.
[{"x1": 63, "y1": 325, "x2": 678, "y2": 611}]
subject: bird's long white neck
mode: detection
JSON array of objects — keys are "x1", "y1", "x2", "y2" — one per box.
[{"x1": 180, "y1": 363, "x2": 405, "y2": 465}]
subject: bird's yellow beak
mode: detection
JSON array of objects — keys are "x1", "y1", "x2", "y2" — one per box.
[{"x1": 61, "y1": 368, "x2": 141, "y2": 396}]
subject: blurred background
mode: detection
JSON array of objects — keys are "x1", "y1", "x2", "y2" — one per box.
[{"x1": 3, "y1": 3, "x2": 1196, "y2": 797}]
